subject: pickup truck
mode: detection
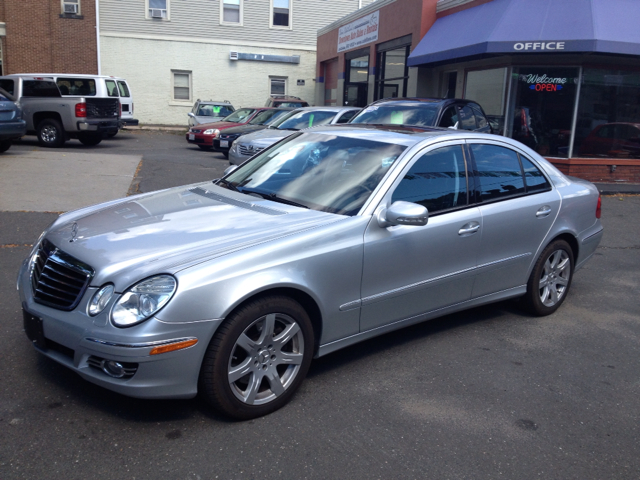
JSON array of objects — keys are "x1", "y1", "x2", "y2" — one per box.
[{"x1": 0, "y1": 75, "x2": 119, "y2": 147}]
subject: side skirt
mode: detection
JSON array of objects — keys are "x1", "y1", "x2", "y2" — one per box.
[{"x1": 316, "y1": 285, "x2": 526, "y2": 358}]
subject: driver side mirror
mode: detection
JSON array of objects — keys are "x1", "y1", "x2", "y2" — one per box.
[
  {"x1": 188, "y1": 112, "x2": 195, "y2": 118},
  {"x1": 224, "y1": 165, "x2": 239, "y2": 176},
  {"x1": 377, "y1": 201, "x2": 428, "y2": 228},
  {"x1": 448, "y1": 121, "x2": 459, "y2": 130}
]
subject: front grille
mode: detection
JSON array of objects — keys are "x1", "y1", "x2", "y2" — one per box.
[
  {"x1": 239, "y1": 144, "x2": 264, "y2": 156},
  {"x1": 219, "y1": 133, "x2": 239, "y2": 140},
  {"x1": 86, "y1": 98, "x2": 119, "y2": 119},
  {"x1": 190, "y1": 129, "x2": 202, "y2": 134},
  {"x1": 31, "y1": 239, "x2": 94, "y2": 311}
]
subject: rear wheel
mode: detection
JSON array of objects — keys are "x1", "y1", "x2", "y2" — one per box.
[
  {"x1": 199, "y1": 295, "x2": 314, "y2": 420},
  {"x1": 37, "y1": 119, "x2": 66, "y2": 148},
  {"x1": 0, "y1": 140, "x2": 11, "y2": 153},
  {"x1": 523, "y1": 239, "x2": 574, "y2": 316},
  {"x1": 78, "y1": 134, "x2": 103, "y2": 146}
]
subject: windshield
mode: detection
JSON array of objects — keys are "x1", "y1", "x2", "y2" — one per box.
[
  {"x1": 223, "y1": 132, "x2": 406, "y2": 216},
  {"x1": 277, "y1": 111, "x2": 337, "y2": 131},
  {"x1": 198, "y1": 104, "x2": 234, "y2": 117},
  {"x1": 223, "y1": 108, "x2": 257, "y2": 123},
  {"x1": 249, "y1": 109, "x2": 289, "y2": 125},
  {"x1": 350, "y1": 104, "x2": 439, "y2": 127}
]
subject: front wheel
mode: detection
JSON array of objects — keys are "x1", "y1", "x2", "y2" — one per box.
[
  {"x1": 199, "y1": 296, "x2": 314, "y2": 420},
  {"x1": 37, "y1": 119, "x2": 66, "y2": 148},
  {"x1": 78, "y1": 134, "x2": 103, "y2": 146},
  {"x1": 523, "y1": 239, "x2": 574, "y2": 316}
]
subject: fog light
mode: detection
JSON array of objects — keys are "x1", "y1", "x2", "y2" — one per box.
[{"x1": 102, "y1": 360, "x2": 125, "y2": 378}]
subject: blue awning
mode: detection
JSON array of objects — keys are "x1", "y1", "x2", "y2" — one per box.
[{"x1": 408, "y1": 0, "x2": 640, "y2": 67}]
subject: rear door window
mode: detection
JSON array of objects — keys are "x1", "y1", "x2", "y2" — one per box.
[
  {"x1": 117, "y1": 81, "x2": 130, "y2": 97},
  {"x1": 438, "y1": 106, "x2": 458, "y2": 128},
  {"x1": 458, "y1": 105, "x2": 477, "y2": 131},
  {"x1": 22, "y1": 80, "x2": 61, "y2": 97},
  {"x1": 469, "y1": 104, "x2": 489, "y2": 130},
  {"x1": 105, "y1": 80, "x2": 119, "y2": 97},
  {"x1": 392, "y1": 145, "x2": 468, "y2": 214},
  {"x1": 470, "y1": 144, "x2": 525, "y2": 202}
]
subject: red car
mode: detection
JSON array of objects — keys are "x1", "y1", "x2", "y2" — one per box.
[
  {"x1": 579, "y1": 122, "x2": 640, "y2": 158},
  {"x1": 186, "y1": 108, "x2": 270, "y2": 150}
]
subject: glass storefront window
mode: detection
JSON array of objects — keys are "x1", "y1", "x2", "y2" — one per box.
[
  {"x1": 348, "y1": 56, "x2": 369, "y2": 83},
  {"x1": 465, "y1": 68, "x2": 507, "y2": 134},
  {"x1": 573, "y1": 69, "x2": 640, "y2": 159},
  {"x1": 375, "y1": 45, "x2": 409, "y2": 100},
  {"x1": 507, "y1": 67, "x2": 579, "y2": 158}
]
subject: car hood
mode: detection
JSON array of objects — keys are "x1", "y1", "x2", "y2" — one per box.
[
  {"x1": 45, "y1": 182, "x2": 342, "y2": 289},
  {"x1": 237, "y1": 128, "x2": 294, "y2": 147},
  {"x1": 194, "y1": 115, "x2": 226, "y2": 124},
  {"x1": 221, "y1": 124, "x2": 268, "y2": 136},
  {"x1": 194, "y1": 121, "x2": 245, "y2": 130}
]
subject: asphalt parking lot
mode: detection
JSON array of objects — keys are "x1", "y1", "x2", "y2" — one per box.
[{"x1": 1, "y1": 131, "x2": 639, "y2": 479}]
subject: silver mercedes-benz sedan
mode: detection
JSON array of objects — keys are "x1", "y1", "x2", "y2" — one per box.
[{"x1": 18, "y1": 125, "x2": 603, "y2": 419}]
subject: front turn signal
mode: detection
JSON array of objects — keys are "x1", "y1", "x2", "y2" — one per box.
[{"x1": 149, "y1": 338, "x2": 198, "y2": 355}]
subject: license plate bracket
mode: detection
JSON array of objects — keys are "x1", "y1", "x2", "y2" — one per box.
[
  {"x1": 23, "y1": 309, "x2": 47, "y2": 350},
  {"x1": 220, "y1": 140, "x2": 229, "y2": 148},
  {"x1": 188, "y1": 134, "x2": 195, "y2": 140}
]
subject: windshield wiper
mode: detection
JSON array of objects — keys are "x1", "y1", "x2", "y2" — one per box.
[
  {"x1": 216, "y1": 178, "x2": 240, "y2": 192},
  {"x1": 238, "y1": 188, "x2": 309, "y2": 209}
]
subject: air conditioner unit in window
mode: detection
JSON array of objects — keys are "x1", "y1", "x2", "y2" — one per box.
[
  {"x1": 63, "y1": 3, "x2": 79, "y2": 14},
  {"x1": 150, "y1": 9, "x2": 166, "y2": 19},
  {"x1": 229, "y1": 51, "x2": 239, "y2": 61}
]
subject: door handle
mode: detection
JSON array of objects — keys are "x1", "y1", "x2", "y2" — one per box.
[
  {"x1": 536, "y1": 206, "x2": 552, "y2": 218},
  {"x1": 458, "y1": 222, "x2": 480, "y2": 236}
]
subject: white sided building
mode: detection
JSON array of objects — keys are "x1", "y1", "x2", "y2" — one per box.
[{"x1": 97, "y1": 0, "x2": 376, "y2": 125}]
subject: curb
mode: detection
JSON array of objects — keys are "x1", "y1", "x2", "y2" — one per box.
[{"x1": 124, "y1": 125, "x2": 187, "y2": 133}]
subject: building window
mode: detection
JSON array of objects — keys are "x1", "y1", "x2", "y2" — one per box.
[
  {"x1": 172, "y1": 71, "x2": 191, "y2": 101},
  {"x1": 270, "y1": 77, "x2": 287, "y2": 96},
  {"x1": 61, "y1": 0, "x2": 80, "y2": 15},
  {"x1": 271, "y1": 0, "x2": 291, "y2": 29},
  {"x1": 464, "y1": 68, "x2": 507, "y2": 134},
  {"x1": 221, "y1": 0, "x2": 242, "y2": 25},
  {"x1": 148, "y1": 0, "x2": 168, "y2": 19},
  {"x1": 375, "y1": 46, "x2": 409, "y2": 101}
]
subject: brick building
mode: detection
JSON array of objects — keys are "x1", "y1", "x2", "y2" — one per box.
[{"x1": 0, "y1": 0, "x2": 97, "y2": 75}]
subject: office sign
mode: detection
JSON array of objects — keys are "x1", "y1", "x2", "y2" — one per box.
[{"x1": 337, "y1": 11, "x2": 379, "y2": 53}]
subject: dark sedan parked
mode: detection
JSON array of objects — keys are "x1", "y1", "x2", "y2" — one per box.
[
  {"x1": 213, "y1": 108, "x2": 294, "y2": 158},
  {"x1": 0, "y1": 88, "x2": 27, "y2": 153},
  {"x1": 350, "y1": 98, "x2": 493, "y2": 133}
]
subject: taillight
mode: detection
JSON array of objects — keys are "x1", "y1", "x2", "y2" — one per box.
[
  {"x1": 131, "y1": 102, "x2": 134, "y2": 114},
  {"x1": 596, "y1": 194, "x2": 602, "y2": 219},
  {"x1": 75, "y1": 102, "x2": 87, "y2": 117},
  {"x1": 119, "y1": 101, "x2": 122, "y2": 117}
]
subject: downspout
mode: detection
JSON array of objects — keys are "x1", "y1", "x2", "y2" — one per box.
[{"x1": 95, "y1": 0, "x2": 101, "y2": 74}]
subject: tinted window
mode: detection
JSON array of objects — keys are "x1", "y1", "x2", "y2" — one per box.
[
  {"x1": 471, "y1": 144, "x2": 525, "y2": 202},
  {"x1": 0, "y1": 79, "x2": 15, "y2": 96},
  {"x1": 392, "y1": 145, "x2": 468, "y2": 214},
  {"x1": 105, "y1": 80, "x2": 119, "y2": 97},
  {"x1": 458, "y1": 105, "x2": 477, "y2": 130},
  {"x1": 117, "y1": 81, "x2": 130, "y2": 97},
  {"x1": 520, "y1": 156, "x2": 551, "y2": 193},
  {"x1": 336, "y1": 110, "x2": 358, "y2": 123},
  {"x1": 438, "y1": 106, "x2": 458, "y2": 128},
  {"x1": 22, "y1": 80, "x2": 61, "y2": 97},
  {"x1": 469, "y1": 104, "x2": 489, "y2": 129},
  {"x1": 57, "y1": 78, "x2": 96, "y2": 96}
]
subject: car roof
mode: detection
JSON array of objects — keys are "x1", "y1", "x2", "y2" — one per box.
[
  {"x1": 290, "y1": 106, "x2": 360, "y2": 113},
  {"x1": 10, "y1": 73, "x2": 130, "y2": 81},
  {"x1": 197, "y1": 100, "x2": 233, "y2": 105},
  {"x1": 369, "y1": 97, "x2": 480, "y2": 107}
]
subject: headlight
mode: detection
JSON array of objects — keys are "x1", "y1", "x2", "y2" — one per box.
[
  {"x1": 111, "y1": 275, "x2": 177, "y2": 327},
  {"x1": 88, "y1": 284, "x2": 115, "y2": 316},
  {"x1": 203, "y1": 128, "x2": 220, "y2": 137}
]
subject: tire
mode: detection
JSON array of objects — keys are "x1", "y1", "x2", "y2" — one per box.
[
  {"x1": 222, "y1": 151, "x2": 229, "y2": 159},
  {"x1": 106, "y1": 131, "x2": 118, "y2": 138},
  {"x1": 198, "y1": 145, "x2": 212, "y2": 151},
  {"x1": 78, "y1": 134, "x2": 103, "y2": 146},
  {"x1": 523, "y1": 239, "x2": 574, "y2": 316},
  {"x1": 36, "y1": 119, "x2": 66, "y2": 148},
  {"x1": 0, "y1": 140, "x2": 11, "y2": 153},
  {"x1": 199, "y1": 295, "x2": 314, "y2": 420}
]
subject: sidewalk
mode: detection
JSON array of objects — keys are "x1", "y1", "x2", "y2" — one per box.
[
  {"x1": 594, "y1": 182, "x2": 640, "y2": 195},
  {"x1": 124, "y1": 124, "x2": 187, "y2": 133}
]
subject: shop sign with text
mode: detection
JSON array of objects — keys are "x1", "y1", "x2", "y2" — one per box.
[
  {"x1": 519, "y1": 73, "x2": 576, "y2": 92},
  {"x1": 338, "y1": 11, "x2": 379, "y2": 53}
]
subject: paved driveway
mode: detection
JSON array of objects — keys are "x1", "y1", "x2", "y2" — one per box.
[{"x1": 1, "y1": 132, "x2": 639, "y2": 479}]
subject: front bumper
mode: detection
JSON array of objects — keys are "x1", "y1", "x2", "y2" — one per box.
[
  {"x1": 0, "y1": 119, "x2": 27, "y2": 140},
  {"x1": 186, "y1": 132, "x2": 215, "y2": 146},
  {"x1": 18, "y1": 260, "x2": 221, "y2": 399}
]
